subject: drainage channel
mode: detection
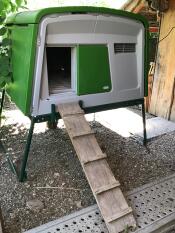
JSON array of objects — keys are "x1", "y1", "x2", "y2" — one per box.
[{"x1": 25, "y1": 174, "x2": 175, "y2": 233}]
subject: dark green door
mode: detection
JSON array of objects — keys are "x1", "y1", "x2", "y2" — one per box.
[{"x1": 77, "y1": 45, "x2": 112, "y2": 95}]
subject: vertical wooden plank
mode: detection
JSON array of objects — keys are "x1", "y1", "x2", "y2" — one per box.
[
  {"x1": 170, "y1": 80, "x2": 175, "y2": 121},
  {"x1": 149, "y1": 0, "x2": 175, "y2": 119}
]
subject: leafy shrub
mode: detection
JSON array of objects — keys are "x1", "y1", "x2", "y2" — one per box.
[{"x1": 0, "y1": 0, "x2": 27, "y2": 88}]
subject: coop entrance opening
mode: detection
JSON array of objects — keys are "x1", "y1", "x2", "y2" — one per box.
[{"x1": 46, "y1": 47, "x2": 72, "y2": 94}]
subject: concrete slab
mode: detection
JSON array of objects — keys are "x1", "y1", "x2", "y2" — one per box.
[
  {"x1": 87, "y1": 109, "x2": 175, "y2": 140},
  {"x1": 133, "y1": 117, "x2": 175, "y2": 139},
  {"x1": 95, "y1": 108, "x2": 142, "y2": 138}
]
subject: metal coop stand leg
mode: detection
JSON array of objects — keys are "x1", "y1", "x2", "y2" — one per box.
[
  {"x1": 6, "y1": 104, "x2": 58, "y2": 182},
  {"x1": 18, "y1": 104, "x2": 57, "y2": 181},
  {"x1": 15, "y1": 105, "x2": 58, "y2": 182},
  {"x1": 19, "y1": 117, "x2": 35, "y2": 182},
  {"x1": 0, "y1": 90, "x2": 35, "y2": 182},
  {"x1": 6, "y1": 117, "x2": 35, "y2": 182}
]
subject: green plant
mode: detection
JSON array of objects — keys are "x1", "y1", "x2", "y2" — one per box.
[{"x1": 0, "y1": 0, "x2": 27, "y2": 88}]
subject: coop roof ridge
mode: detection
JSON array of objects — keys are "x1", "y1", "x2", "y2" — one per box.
[{"x1": 6, "y1": 6, "x2": 149, "y2": 28}]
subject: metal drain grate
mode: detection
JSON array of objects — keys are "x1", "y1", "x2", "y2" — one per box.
[
  {"x1": 128, "y1": 174, "x2": 175, "y2": 233},
  {"x1": 25, "y1": 174, "x2": 175, "y2": 233},
  {"x1": 25, "y1": 205, "x2": 108, "y2": 233}
]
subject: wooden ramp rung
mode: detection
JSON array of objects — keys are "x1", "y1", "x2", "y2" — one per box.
[
  {"x1": 57, "y1": 103, "x2": 84, "y2": 117},
  {"x1": 62, "y1": 111, "x2": 84, "y2": 118},
  {"x1": 94, "y1": 181, "x2": 120, "y2": 195},
  {"x1": 57, "y1": 102, "x2": 136, "y2": 233},
  {"x1": 106, "y1": 207, "x2": 133, "y2": 223},
  {"x1": 83, "y1": 153, "x2": 107, "y2": 165},
  {"x1": 71, "y1": 130, "x2": 95, "y2": 139}
]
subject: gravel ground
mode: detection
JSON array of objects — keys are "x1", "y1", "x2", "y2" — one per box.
[{"x1": 0, "y1": 99, "x2": 175, "y2": 233}]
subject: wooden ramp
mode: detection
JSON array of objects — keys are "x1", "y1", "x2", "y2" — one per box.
[{"x1": 57, "y1": 102, "x2": 136, "y2": 233}]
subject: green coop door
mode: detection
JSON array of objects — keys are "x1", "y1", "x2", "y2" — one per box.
[{"x1": 77, "y1": 45, "x2": 111, "y2": 95}]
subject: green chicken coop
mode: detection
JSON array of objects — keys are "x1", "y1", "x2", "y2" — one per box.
[{"x1": 1, "y1": 6, "x2": 149, "y2": 181}]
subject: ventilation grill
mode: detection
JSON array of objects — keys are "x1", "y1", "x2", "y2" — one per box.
[{"x1": 114, "y1": 43, "x2": 136, "y2": 53}]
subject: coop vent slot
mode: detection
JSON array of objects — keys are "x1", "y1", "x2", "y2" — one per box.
[{"x1": 114, "y1": 43, "x2": 136, "y2": 53}]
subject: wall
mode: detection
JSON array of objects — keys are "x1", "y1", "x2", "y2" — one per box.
[{"x1": 149, "y1": 0, "x2": 175, "y2": 121}]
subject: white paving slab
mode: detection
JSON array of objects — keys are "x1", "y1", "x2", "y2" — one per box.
[
  {"x1": 95, "y1": 108, "x2": 142, "y2": 138},
  {"x1": 133, "y1": 117, "x2": 175, "y2": 139},
  {"x1": 87, "y1": 109, "x2": 175, "y2": 139}
]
